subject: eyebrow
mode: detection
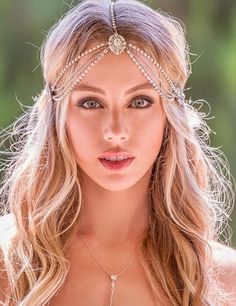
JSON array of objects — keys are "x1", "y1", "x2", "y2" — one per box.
[{"x1": 74, "y1": 83, "x2": 154, "y2": 95}]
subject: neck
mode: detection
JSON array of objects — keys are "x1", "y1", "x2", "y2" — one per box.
[{"x1": 77, "y1": 169, "x2": 151, "y2": 248}]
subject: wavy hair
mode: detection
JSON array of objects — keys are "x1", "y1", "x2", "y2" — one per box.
[{"x1": 0, "y1": 0, "x2": 235, "y2": 305}]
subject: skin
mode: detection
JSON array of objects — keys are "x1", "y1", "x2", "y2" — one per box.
[{"x1": 66, "y1": 48, "x2": 166, "y2": 253}]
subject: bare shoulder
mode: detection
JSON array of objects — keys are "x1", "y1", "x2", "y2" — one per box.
[
  {"x1": 0, "y1": 213, "x2": 16, "y2": 247},
  {"x1": 209, "y1": 240, "x2": 236, "y2": 301},
  {"x1": 0, "y1": 214, "x2": 16, "y2": 304},
  {"x1": 209, "y1": 239, "x2": 236, "y2": 261}
]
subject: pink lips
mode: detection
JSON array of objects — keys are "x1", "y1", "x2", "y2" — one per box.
[
  {"x1": 98, "y1": 150, "x2": 135, "y2": 171},
  {"x1": 99, "y1": 157, "x2": 135, "y2": 170}
]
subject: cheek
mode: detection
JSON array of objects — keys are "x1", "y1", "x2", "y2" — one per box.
[
  {"x1": 66, "y1": 111, "x2": 97, "y2": 159},
  {"x1": 135, "y1": 113, "x2": 166, "y2": 151}
]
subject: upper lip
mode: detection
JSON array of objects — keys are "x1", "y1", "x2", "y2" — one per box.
[{"x1": 99, "y1": 150, "x2": 134, "y2": 159}]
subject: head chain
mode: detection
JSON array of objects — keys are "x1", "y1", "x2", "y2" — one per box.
[{"x1": 42, "y1": 1, "x2": 186, "y2": 106}]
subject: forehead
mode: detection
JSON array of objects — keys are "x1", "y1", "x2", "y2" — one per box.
[{"x1": 74, "y1": 47, "x2": 154, "y2": 93}]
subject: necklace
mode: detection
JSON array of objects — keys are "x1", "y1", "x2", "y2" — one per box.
[{"x1": 78, "y1": 233, "x2": 136, "y2": 306}]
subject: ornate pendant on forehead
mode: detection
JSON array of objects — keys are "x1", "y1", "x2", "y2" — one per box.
[{"x1": 108, "y1": 32, "x2": 127, "y2": 55}]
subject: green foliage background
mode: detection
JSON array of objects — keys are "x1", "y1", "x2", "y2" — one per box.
[{"x1": 0, "y1": 0, "x2": 235, "y2": 246}]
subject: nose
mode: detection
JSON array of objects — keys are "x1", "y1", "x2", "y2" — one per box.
[{"x1": 103, "y1": 112, "x2": 129, "y2": 142}]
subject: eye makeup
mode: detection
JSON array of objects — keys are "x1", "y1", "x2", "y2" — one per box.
[{"x1": 76, "y1": 95, "x2": 155, "y2": 111}]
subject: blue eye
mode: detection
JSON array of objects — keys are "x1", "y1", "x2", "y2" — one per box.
[
  {"x1": 78, "y1": 99, "x2": 101, "y2": 110},
  {"x1": 130, "y1": 97, "x2": 153, "y2": 109},
  {"x1": 77, "y1": 96, "x2": 154, "y2": 111}
]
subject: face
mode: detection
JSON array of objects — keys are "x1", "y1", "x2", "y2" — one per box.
[{"x1": 66, "y1": 47, "x2": 166, "y2": 191}]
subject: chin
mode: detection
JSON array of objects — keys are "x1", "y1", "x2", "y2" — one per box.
[{"x1": 96, "y1": 178, "x2": 139, "y2": 192}]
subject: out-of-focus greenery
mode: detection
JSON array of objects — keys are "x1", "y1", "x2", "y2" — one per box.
[{"x1": 0, "y1": 0, "x2": 235, "y2": 246}]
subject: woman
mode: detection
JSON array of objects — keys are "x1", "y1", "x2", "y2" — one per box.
[{"x1": 0, "y1": 0, "x2": 236, "y2": 305}]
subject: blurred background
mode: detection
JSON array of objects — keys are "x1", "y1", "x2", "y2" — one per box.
[{"x1": 0, "y1": 0, "x2": 235, "y2": 246}]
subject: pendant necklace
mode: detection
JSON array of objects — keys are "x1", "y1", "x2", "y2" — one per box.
[{"x1": 78, "y1": 233, "x2": 136, "y2": 306}]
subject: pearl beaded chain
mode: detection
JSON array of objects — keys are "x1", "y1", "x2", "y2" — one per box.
[{"x1": 43, "y1": 1, "x2": 185, "y2": 107}]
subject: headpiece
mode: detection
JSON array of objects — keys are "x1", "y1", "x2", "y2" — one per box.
[{"x1": 41, "y1": 1, "x2": 186, "y2": 106}]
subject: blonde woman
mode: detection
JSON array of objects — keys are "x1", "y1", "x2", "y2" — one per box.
[{"x1": 0, "y1": 0, "x2": 236, "y2": 305}]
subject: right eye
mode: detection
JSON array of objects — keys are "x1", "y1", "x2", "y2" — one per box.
[{"x1": 77, "y1": 98, "x2": 101, "y2": 111}]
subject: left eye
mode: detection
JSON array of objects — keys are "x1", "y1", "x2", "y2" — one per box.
[
  {"x1": 77, "y1": 96, "x2": 153, "y2": 111},
  {"x1": 130, "y1": 97, "x2": 153, "y2": 109}
]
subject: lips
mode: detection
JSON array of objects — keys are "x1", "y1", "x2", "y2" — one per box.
[{"x1": 99, "y1": 157, "x2": 135, "y2": 170}]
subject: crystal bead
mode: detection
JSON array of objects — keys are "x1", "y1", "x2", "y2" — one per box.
[{"x1": 111, "y1": 274, "x2": 117, "y2": 280}]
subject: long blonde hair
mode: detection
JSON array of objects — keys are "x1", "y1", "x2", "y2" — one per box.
[{"x1": 0, "y1": 0, "x2": 235, "y2": 305}]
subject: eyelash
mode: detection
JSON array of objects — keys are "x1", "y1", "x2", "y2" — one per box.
[{"x1": 76, "y1": 96, "x2": 154, "y2": 111}]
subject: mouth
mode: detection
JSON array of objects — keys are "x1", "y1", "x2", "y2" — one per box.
[{"x1": 98, "y1": 157, "x2": 135, "y2": 171}]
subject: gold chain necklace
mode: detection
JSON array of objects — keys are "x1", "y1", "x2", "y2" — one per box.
[{"x1": 78, "y1": 232, "x2": 136, "y2": 306}]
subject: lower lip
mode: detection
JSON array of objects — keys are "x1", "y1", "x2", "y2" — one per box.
[{"x1": 99, "y1": 157, "x2": 135, "y2": 171}]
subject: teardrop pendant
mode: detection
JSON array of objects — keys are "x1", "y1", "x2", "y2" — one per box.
[{"x1": 109, "y1": 274, "x2": 118, "y2": 306}]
